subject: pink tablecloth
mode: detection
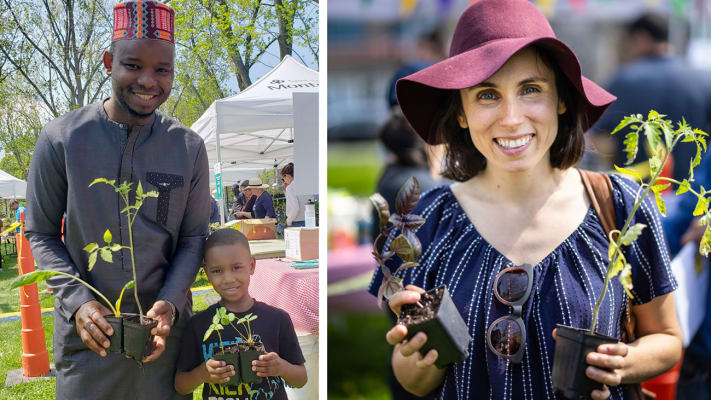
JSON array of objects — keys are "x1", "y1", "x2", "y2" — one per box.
[
  {"x1": 327, "y1": 245, "x2": 380, "y2": 312},
  {"x1": 249, "y1": 258, "x2": 318, "y2": 334}
]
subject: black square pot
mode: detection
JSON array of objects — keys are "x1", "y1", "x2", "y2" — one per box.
[
  {"x1": 399, "y1": 285, "x2": 472, "y2": 368},
  {"x1": 103, "y1": 315, "x2": 123, "y2": 355},
  {"x1": 239, "y1": 349, "x2": 264, "y2": 384},
  {"x1": 214, "y1": 348, "x2": 240, "y2": 386},
  {"x1": 121, "y1": 313, "x2": 159, "y2": 362},
  {"x1": 552, "y1": 324, "x2": 618, "y2": 399}
]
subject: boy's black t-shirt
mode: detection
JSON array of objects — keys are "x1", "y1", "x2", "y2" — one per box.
[{"x1": 177, "y1": 301, "x2": 305, "y2": 400}]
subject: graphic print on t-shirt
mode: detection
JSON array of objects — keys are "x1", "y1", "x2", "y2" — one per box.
[{"x1": 202, "y1": 337, "x2": 282, "y2": 400}]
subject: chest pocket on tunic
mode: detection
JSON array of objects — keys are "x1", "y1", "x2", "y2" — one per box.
[{"x1": 146, "y1": 172, "x2": 184, "y2": 226}]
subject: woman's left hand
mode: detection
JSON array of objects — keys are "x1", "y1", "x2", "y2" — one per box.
[{"x1": 585, "y1": 342, "x2": 628, "y2": 400}]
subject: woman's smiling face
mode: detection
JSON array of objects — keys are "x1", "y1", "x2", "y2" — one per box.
[{"x1": 457, "y1": 47, "x2": 567, "y2": 174}]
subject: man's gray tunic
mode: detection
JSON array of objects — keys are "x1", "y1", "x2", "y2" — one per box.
[{"x1": 25, "y1": 102, "x2": 209, "y2": 400}]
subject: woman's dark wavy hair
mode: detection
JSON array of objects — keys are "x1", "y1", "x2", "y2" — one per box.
[{"x1": 433, "y1": 46, "x2": 588, "y2": 182}]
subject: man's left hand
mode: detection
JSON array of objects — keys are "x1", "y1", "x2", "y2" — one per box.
[{"x1": 142, "y1": 300, "x2": 175, "y2": 362}]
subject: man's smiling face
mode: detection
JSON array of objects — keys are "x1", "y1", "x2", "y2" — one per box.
[{"x1": 103, "y1": 39, "x2": 174, "y2": 126}]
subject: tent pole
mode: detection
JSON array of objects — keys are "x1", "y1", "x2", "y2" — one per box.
[{"x1": 215, "y1": 127, "x2": 225, "y2": 226}]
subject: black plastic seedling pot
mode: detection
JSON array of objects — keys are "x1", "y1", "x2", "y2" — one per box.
[
  {"x1": 103, "y1": 315, "x2": 123, "y2": 355},
  {"x1": 214, "y1": 347, "x2": 240, "y2": 386},
  {"x1": 552, "y1": 324, "x2": 618, "y2": 399},
  {"x1": 239, "y1": 349, "x2": 264, "y2": 384},
  {"x1": 121, "y1": 314, "x2": 159, "y2": 362},
  {"x1": 399, "y1": 285, "x2": 472, "y2": 368}
]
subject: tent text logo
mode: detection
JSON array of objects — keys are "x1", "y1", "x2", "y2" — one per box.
[{"x1": 267, "y1": 79, "x2": 319, "y2": 90}]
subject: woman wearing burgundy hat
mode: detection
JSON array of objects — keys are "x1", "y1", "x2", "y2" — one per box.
[{"x1": 369, "y1": 1, "x2": 682, "y2": 399}]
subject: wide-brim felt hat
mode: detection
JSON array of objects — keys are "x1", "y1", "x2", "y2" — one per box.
[{"x1": 396, "y1": 0, "x2": 616, "y2": 145}]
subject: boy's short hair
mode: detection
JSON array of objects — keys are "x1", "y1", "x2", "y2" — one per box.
[{"x1": 204, "y1": 228, "x2": 251, "y2": 257}]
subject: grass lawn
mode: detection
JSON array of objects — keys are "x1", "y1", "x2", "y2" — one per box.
[
  {"x1": 328, "y1": 311, "x2": 393, "y2": 399},
  {"x1": 328, "y1": 141, "x2": 382, "y2": 197},
  {"x1": 0, "y1": 256, "x2": 216, "y2": 400}
]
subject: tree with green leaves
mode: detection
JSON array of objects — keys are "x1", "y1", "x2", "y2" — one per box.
[
  {"x1": 166, "y1": 0, "x2": 318, "y2": 126},
  {"x1": 0, "y1": 0, "x2": 113, "y2": 117}
]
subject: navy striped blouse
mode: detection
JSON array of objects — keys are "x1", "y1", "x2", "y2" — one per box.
[{"x1": 369, "y1": 174, "x2": 677, "y2": 400}]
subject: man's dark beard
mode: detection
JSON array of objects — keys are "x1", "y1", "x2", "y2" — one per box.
[{"x1": 116, "y1": 87, "x2": 156, "y2": 118}]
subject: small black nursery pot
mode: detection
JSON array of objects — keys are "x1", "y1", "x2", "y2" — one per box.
[
  {"x1": 214, "y1": 346, "x2": 240, "y2": 386},
  {"x1": 399, "y1": 285, "x2": 472, "y2": 368},
  {"x1": 552, "y1": 324, "x2": 618, "y2": 400},
  {"x1": 122, "y1": 313, "x2": 159, "y2": 362},
  {"x1": 239, "y1": 349, "x2": 265, "y2": 384},
  {"x1": 103, "y1": 315, "x2": 123, "y2": 355}
]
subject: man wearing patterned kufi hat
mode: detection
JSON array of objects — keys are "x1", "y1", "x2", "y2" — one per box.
[{"x1": 24, "y1": 2, "x2": 207, "y2": 399}]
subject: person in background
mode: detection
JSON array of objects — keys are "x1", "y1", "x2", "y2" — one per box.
[
  {"x1": 230, "y1": 183, "x2": 245, "y2": 217},
  {"x1": 232, "y1": 180, "x2": 256, "y2": 220},
  {"x1": 234, "y1": 178, "x2": 276, "y2": 219},
  {"x1": 591, "y1": 11, "x2": 711, "y2": 181},
  {"x1": 9, "y1": 199, "x2": 25, "y2": 233},
  {"x1": 281, "y1": 163, "x2": 306, "y2": 227},
  {"x1": 209, "y1": 196, "x2": 220, "y2": 224}
]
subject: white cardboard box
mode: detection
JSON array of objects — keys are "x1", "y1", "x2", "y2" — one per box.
[{"x1": 285, "y1": 227, "x2": 319, "y2": 261}]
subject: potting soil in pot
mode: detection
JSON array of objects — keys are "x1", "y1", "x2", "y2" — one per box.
[{"x1": 398, "y1": 285, "x2": 472, "y2": 368}]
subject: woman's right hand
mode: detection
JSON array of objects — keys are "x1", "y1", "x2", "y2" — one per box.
[{"x1": 386, "y1": 285, "x2": 440, "y2": 368}]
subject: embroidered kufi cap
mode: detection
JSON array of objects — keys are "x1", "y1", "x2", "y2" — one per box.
[{"x1": 113, "y1": 1, "x2": 175, "y2": 44}]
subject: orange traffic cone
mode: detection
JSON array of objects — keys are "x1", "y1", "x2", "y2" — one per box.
[{"x1": 16, "y1": 209, "x2": 50, "y2": 377}]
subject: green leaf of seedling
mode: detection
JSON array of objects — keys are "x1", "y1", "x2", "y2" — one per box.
[
  {"x1": 700, "y1": 225, "x2": 711, "y2": 258},
  {"x1": 399, "y1": 262, "x2": 420, "y2": 269},
  {"x1": 619, "y1": 263, "x2": 634, "y2": 299},
  {"x1": 88, "y1": 251, "x2": 98, "y2": 271},
  {"x1": 100, "y1": 248, "x2": 112, "y2": 263},
  {"x1": 103, "y1": 229, "x2": 112, "y2": 244},
  {"x1": 89, "y1": 178, "x2": 114, "y2": 187},
  {"x1": 110, "y1": 244, "x2": 122, "y2": 252},
  {"x1": 145, "y1": 190, "x2": 158, "y2": 198},
  {"x1": 203, "y1": 327, "x2": 214, "y2": 342},
  {"x1": 621, "y1": 223, "x2": 647, "y2": 246},
  {"x1": 613, "y1": 165, "x2": 643, "y2": 182},
  {"x1": 608, "y1": 256, "x2": 625, "y2": 280},
  {"x1": 611, "y1": 115, "x2": 638, "y2": 135},
  {"x1": 648, "y1": 110, "x2": 659, "y2": 120},
  {"x1": 212, "y1": 315, "x2": 220, "y2": 324},
  {"x1": 693, "y1": 128, "x2": 709, "y2": 137},
  {"x1": 83, "y1": 243, "x2": 98, "y2": 253},
  {"x1": 693, "y1": 197, "x2": 707, "y2": 216},
  {"x1": 136, "y1": 181, "x2": 144, "y2": 198},
  {"x1": 10, "y1": 270, "x2": 60, "y2": 289},
  {"x1": 247, "y1": 314, "x2": 258, "y2": 322},
  {"x1": 228, "y1": 313, "x2": 235, "y2": 322},
  {"x1": 654, "y1": 190, "x2": 667, "y2": 216},
  {"x1": 649, "y1": 154, "x2": 663, "y2": 177},
  {"x1": 623, "y1": 131, "x2": 639, "y2": 165},
  {"x1": 698, "y1": 136, "x2": 707, "y2": 152},
  {"x1": 676, "y1": 179, "x2": 691, "y2": 195}
]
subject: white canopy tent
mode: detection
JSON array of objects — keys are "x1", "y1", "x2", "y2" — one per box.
[
  {"x1": 191, "y1": 55, "x2": 319, "y2": 223},
  {"x1": 0, "y1": 169, "x2": 26, "y2": 199},
  {"x1": 192, "y1": 55, "x2": 318, "y2": 184}
]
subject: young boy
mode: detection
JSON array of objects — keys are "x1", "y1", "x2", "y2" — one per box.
[{"x1": 175, "y1": 229, "x2": 306, "y2": 399}]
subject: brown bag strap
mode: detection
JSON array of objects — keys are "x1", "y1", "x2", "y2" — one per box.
[{"x1": 578, "y1": 169, "x2": 617, "y2": 239}]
